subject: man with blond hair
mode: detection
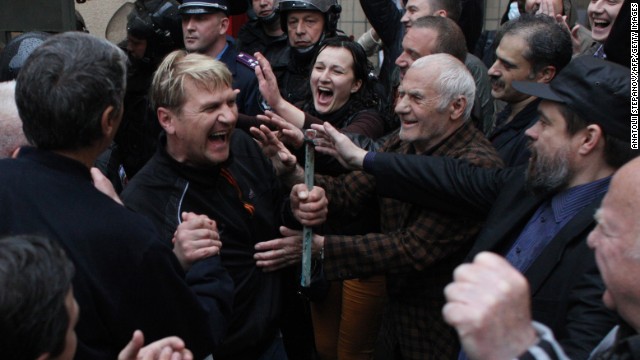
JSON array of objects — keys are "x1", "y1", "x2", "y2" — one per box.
[{"x1": 121, "y1": 50, "x2": 327, "y2": 360}]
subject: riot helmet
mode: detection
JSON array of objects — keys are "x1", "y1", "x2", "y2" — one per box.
[
  {"x1": 278, "y1": 0, "x2": 341, "y2": 37},
  {"x1": 126, "y1": 0, "x2": 182, "y2": 65}
]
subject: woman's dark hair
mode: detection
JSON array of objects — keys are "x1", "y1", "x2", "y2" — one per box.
[{"x1": 305, "y1": 36, "x2": 381, "y2": 113}]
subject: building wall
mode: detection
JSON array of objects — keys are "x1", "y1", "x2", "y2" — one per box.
[
  {"x1": 76, "y1": 0, "x2": 130, "y2": 38},
  {"x1": 75, "y1": 0, "x2": 500, "y2": 41},
  {"x1": 79, "y1": 0, "x2": 587, "y2": 42}
]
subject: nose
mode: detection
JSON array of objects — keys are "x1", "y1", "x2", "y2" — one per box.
[
  {"x1": 488, "y1": 60, "x2": 500, "y2": 77},
  {"x1": 219, "y1": 103, "x2": 237, "y2": 125},
  {"x1": 317, "y1": 68, "x2": 331, "y2": 83},
  {"x1": 395, "y1": 52, "x2": 408, "y2": 68},
  {"x1": 183, "y1": 17, "x2": 195, "y2": 31},
  {"x1": 591, "y1": 0, "x2": 602, "y2": 11},
  {"x1": 394, "y1": 93, "x2": 410, "y2": 115},
  {"x1": 524, "y1": 120, "x2": 540, "y2": 140},
  {"x1": 296, "y1": 21, "x2": 305, "y2": 34},
  {"x1": 400, "y1": 12, "x2": 410, "y2": 26}
]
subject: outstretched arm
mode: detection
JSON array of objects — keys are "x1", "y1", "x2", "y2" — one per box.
[
  {"x1": 254, "y1": 52, "x2": 306, "y2": 128},
  {"x1": 312, "y1": 122, "x2": 368, "y2": 171}
]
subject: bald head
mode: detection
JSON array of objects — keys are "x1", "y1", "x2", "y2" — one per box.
[
  {"x1": 606, "y1": 157, "x2": 640, "y2": 224},
  {"x1": 587, "y1": 156, "x2": 640, "y2": 332},
  {"x1": 0, "y1": 81, "x2": 27, "y2": 158}
]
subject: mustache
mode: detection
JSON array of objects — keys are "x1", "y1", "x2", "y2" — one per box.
[{"x1": 490, "y1": 76, "x2": 504, "y2": 88}]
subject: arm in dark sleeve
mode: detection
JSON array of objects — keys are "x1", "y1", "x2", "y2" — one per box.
[
  {"x1": 185, "y1": 255, "x2": 235, "y2": 348},
  {"x1": 236, "y1": 113, "x2": 265, "y2": 133},
  {"x1": 133, "y1": 239, "x2": 221, "y2": 359},
  {"x1": 358, "y1": 0, "x2": 403, "y2": 50},
  {"x1": 554, "y1": 259, "x2": 617, "y2": 358},
  {"x1": 366, "y1": 152, "x2": 511, "y2": 214},
  {"x1": 303, "y1": 110, "x2": 387, "y2": 175}
]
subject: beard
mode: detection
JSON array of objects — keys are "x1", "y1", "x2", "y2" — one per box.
[{"x1": 525, "y1": 145, "x2": 573, "y2": 196}]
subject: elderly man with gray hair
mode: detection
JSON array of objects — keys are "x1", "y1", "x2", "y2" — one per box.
[{"x1": 253, "y1": 53, "x2": 503, "y2": 359}]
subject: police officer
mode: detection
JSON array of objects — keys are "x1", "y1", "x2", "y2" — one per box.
[
  {"x1": 272, "y1": 0, "x2": 342, "y2": 105},
  {"x1": 237, "y1": 0, "x2": 288, "y2": 63},
  {"x1": 179, "y1": 0, "x2": 261, "y2": 115},
  {"x1": 108, "y1": 0, "x2": 183, "y2": 183}
]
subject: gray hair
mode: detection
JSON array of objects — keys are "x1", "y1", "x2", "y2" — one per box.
[
  {"x1": 411, "y1": 54, "x2": 475, "y2": 121},
  {"x1": 15, "y1": 32, "x2": 127, "y2": 151}
]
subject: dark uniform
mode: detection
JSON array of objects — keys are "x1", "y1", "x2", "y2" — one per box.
[
  {"x1": 237, "y1": 20, "x2": 289, "y2": 62},
  {"x1": 220, "y1": 38, "x2": 262, "y2": 116}
]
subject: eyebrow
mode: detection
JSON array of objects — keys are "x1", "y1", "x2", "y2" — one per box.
[{"x1": 501, "y1": 54, "x2": 518, "y2": 67}]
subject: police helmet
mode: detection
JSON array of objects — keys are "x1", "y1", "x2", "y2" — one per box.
[
  {"x1": 278, "y1": 0, "x2": 341, "y2": 36},
  {"x1": 127, "y1": 0, "x2": 182, "y2": 62}
]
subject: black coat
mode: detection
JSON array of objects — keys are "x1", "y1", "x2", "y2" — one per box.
[
  {"x1": 366, "y1": 153, "x2": 618, "y2": 359},
  {"x1": 122, "y1": 131, "x2": 299, "y2": 359},
  {"x1": 0, "y1": 148, "x2": 218, "y2": 360}
]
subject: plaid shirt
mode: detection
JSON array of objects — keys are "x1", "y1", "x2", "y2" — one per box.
[{"x1": 318, "y1": 122, "x2": 503, "y2": 359}]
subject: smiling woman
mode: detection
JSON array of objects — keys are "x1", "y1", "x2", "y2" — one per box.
[
  {"x1": 255, "y1": 37, "x2": 387, "y2": 151},
  {"x1": 250, "y1": 36, "x2": 389, "y2": 360},
  {"x1": 588, "y1": 0, "x2": 624, "y2": 43}
]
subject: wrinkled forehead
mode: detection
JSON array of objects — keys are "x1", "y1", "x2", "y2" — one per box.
[{"x1": 401, "y1": 67, "x2": 438, "y2": 92}]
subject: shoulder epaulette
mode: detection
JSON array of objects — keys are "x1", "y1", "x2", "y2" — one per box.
[{"x1": 236, "y1": 52, "x2": 259, "y2": 70}]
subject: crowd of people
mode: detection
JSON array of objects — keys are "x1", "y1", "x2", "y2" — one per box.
[{"x1": 0, "y1": 0, "x2": 633, "y2": 359}]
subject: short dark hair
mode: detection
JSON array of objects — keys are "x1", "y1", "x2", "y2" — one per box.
[
  {"x1": 431, "y1": 0, "x2": 462, "y2": 21},
  {"x1": 560, "y1": 105, "x2": 640, "y2": 169},
  {"x1": 412, "y1": 16, "x2": 468, "y2": 62},
  {"x1": 495, "y1": 14, "x2": 572, "y2": 74},
  {"x1": 15, "y1": 32, "x2": 127, "y2": 151},
  {"x1": 0, "y1": 235, "x2": 75, "y2": 359}
]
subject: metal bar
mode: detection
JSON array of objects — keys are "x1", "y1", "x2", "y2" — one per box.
[{"x1": 301, "y1": 129, "x2": 316, "y2": 287}]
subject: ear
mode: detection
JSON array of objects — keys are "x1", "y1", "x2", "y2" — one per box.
[
  {"x1": 35, "y1": 353, "x2": 50, "y2": 360},
  {"x1": 157, "y1": 107, "x2": 177, "y2": 135},
  {"x1": 350, "y1": 79, "x2": 363, "y2": 94},
  {"x1": 219, "y1": 16, "x2": 230, "y2": 35},
  {"x1": 535, "y1": 65, "x2": 557, "y2": 84},
  {"x1": 434, "y1": 9, "x2": 447, "y2": 17},
  {"x1": 576, "y1": 124, "x2": 604, "y2": 156},
  {"x1": 100, "y1": 105, "x2": 121, "y2": 139},
  {"x1": 449, "y1": 96, "x2": 467, "y2": 121}
]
